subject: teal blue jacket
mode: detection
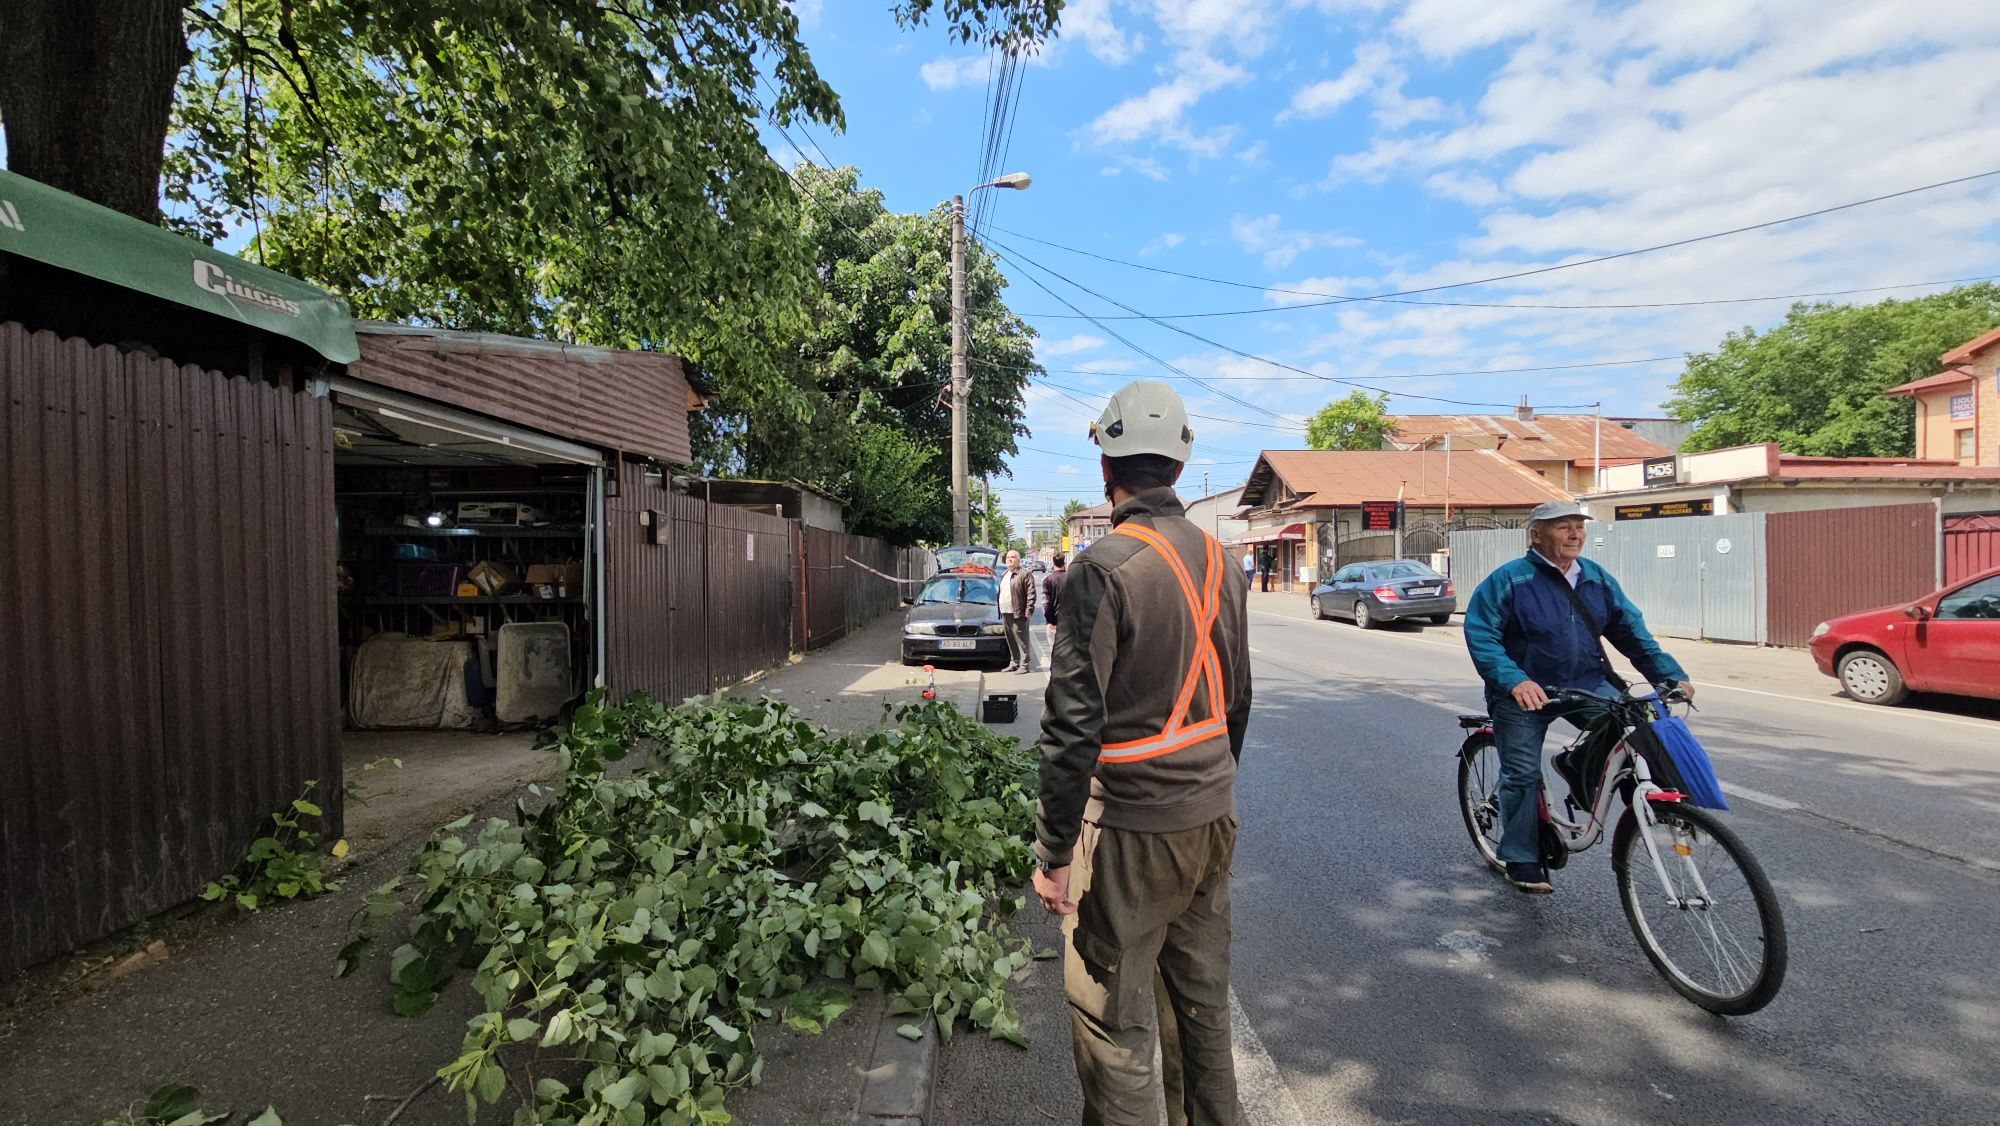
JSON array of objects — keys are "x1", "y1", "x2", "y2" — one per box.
[{"x1": 1463, "y1": 552, "x2": 1687, "y2": 694}]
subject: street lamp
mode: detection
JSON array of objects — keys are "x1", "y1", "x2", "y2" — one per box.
[{"x1": 951, "y1": 172, "x2": 1032, "y2": 545}]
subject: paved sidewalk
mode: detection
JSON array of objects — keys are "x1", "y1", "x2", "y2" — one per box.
[{"x1": 0, "y1": 614, "x2": 987, "y2": 1126}]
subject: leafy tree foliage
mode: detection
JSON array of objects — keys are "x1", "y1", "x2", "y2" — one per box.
[
  {"x1": 696, "y1": 165, "x2": 1039, "y2": 544},
  {"x1": 1061, "y1": 498, "x2": 1089, "y2": 524},
  {"x1": 1306, "y1": 390, "x2": 1394, "y2": 451},
  {"x1": 1667, "y1": 284, "x2": 2000, "y2": 456},
  {"x1": 2, "y1": 0, "x2": 1059, "y2": 428}
]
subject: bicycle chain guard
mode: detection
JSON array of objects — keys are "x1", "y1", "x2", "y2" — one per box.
[{"x1": 1538, "y1": 821, "x2": 1570, "y2": 870}]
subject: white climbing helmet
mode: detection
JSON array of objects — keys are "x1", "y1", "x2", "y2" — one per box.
[{"x1": 1089, "y1": 379, "x2": 1194, "y2": 462}]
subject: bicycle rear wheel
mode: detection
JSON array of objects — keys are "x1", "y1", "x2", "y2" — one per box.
[
  {"x1": 1613, "y1": 801, "x2": 1787, "y2": 1015},
  {"x1": 1457, "y1": 734, "x2": 1506, "y2": 874}
]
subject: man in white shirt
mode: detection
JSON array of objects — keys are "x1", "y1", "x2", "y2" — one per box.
[{"x1": 999, "y1": 550, "x2": 1039, "y2": 673}]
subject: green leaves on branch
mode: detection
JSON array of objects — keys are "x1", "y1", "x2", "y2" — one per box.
[
  {"x1": 338, "y1": 692, "x2": 1039, "y2": 1123},
  {"x1": 1667, "y1": 283, "x2": 2000, "y2": 456},
  {"x1": 1305, "y1": 390, "x2": 1394, "y2": 452},
  {"x1": 201, "y1": 781, "x2": 343, "y2": 913}
]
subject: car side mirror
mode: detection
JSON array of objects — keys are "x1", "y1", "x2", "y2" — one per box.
[
  {"x1": 901, "y1": 597, "x2": 915, "y2": 607},
  {"x1": 1904, "y1": 604, "x2": 1931, "y2": 621}
]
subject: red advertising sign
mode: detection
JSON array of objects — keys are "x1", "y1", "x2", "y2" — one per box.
[{"x1": 1360, "y1": 500, "x2": 1400, "y2": 531}]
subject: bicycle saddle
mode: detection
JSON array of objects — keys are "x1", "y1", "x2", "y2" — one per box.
[{"x1": 1456, "y1": 714, "x2": 1491, "y2": 729}]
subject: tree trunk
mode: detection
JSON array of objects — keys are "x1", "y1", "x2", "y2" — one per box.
[{"x1": 0, "y1": 0, "x2": 191, "y2": 221}]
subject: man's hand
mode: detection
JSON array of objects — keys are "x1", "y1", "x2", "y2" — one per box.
[
  {"x1": 1677, "y1": 680, "x2": 1696, "y2": 701},
  {"x1": 1511, "y1": 679, "x2": 1550, "y2": 711},
  {"x1": 1032, "y1": 865, "x2": 1075, "y2": 915}
]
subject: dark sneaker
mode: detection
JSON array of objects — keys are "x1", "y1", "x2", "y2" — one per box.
[
  {"x1": 1552, "y1": 750, "x2": 1587, "y2": 805},
  {"x1": 1505, "y1": 862, "x2": 1554, "y2": 894}
]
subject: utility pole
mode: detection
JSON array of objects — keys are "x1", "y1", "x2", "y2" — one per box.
[
  {"x1": 950, "y1": 193, "x2": 970, "y2": 546},
  {"x1": 982, "y1": 477, "x2": 992, "y2": 546},
  {"x1": 1395, "y1": 480, "x2": 1406, "y2": 561}
]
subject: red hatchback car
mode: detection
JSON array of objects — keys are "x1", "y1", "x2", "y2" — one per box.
[{"x1": 1809, "y1": 565, "x2": 2000, "y2": 705}]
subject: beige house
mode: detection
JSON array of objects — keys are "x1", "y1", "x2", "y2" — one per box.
[
  {"x1": 1390, "y1": 400, "x2": 1677, "y2": 493},
  {"x1": 1582, "y1": 443, "x2": 2000, "y2": 521},
  {"x1": 1885, "y1": 326, "x2": 2000, "y2": 466},
  {"x1": 1066, "y1": 501, "x2": 1113, "y2": 553}
]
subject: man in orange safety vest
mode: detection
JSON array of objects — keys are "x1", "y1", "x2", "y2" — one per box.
[{"x1": 1031, "y1": 379, "x2": 1254, "y2": 1126}]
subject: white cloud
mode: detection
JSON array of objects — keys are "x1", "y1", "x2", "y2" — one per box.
[
  {"x1": 919, "y1": 56, "x2": 989, "y2": 90},
  {"x1": 790, "y1": 0, "x2": 825, "y2": 26},
  {"x1": 1236, "y1": 139, "x2": 1269, "y2": 162},
  {"x1": 1141, "y1": 232, "x2": 1187, "y2": 255},
  {"x1": 1423, "y1": 170, "x2": 1505, "y2": 206},
  {"x1": 1101, "y1": 165, "x2": 1124, "y2": 176},
  {"x1": 1065, "y1": 0, "x2": 1144, "y2": 64},
  {"x1": 1056, "y1": 463, "x2": 1080, "y2": 474},
  {"x1": 1148, "y1": 0, "x2": 1285, "y2": 59},
  {"x1": 1084, "y1": 52, "x2": 1248, "y2": 155},
  {"x1": 1263, "y1": 275, "x2": 1379, "y2": 306},
  {"x1": 1230, "y1": 213, "x2": 1362, "y2": 269},
  {"x1": 1040, "y1": 334, "x2": 1108, "y2": 358},
  {"x1": 1280, "y1": 42, "x2": 1394, "y2": 121}
]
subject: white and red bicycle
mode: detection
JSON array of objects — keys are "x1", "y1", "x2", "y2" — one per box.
[{"x1": 1455, "y1": 685, "x2": 1788, "y2": 1016}]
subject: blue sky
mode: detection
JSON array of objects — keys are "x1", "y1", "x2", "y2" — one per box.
[{"x1": 782, "y1": 0, "x2": 2000, "y2": 530}]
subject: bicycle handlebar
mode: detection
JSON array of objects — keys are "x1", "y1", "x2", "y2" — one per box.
[{"x1": 1549, "y1": 681, "x2": 1690, "y2": 709}]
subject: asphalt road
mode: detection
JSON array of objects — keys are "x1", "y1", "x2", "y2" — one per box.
[{"x1": 1228, "y1": 598, "x2": 2000, "y2": 1125}]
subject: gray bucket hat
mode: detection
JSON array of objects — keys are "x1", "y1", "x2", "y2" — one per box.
[{"x1": 1527, "y1": 499, "x2": 1588, "y2": 524}]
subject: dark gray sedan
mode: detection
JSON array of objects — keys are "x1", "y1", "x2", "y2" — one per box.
[
  {"x1": 1310, "y1": 559, "x2": 1457, "y2": 629},
  {"x1": 901, "y1": 573, "x2": 1009, "y2": 665}
]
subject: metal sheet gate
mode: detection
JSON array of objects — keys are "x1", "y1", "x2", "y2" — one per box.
[
  {"x1": 1450, "y1": 514, "x2": 1768, "y2": 643},
  {"x1": 1, "y1": 324, "x2": 340, "y2": 980},
  {"x1": 1945, "y1": 513, "x2": 2000, "y2": 585}
]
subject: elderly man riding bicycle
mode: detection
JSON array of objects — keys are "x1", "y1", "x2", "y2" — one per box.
[{"x1": 1462, "y1": 500, "x2": 1695, "y2": 894}]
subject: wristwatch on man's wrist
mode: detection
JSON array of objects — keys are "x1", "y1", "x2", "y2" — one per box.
[{"x1": 1035, "y1": 854, "x2": 1062, "y2": 873}]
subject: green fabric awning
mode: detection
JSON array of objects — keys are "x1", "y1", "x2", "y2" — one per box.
[{"x1": 0, "y1": 170, "x2": 358, "y2": 363}]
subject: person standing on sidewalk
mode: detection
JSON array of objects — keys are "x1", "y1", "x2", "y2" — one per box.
[
  {"x1": 1045, "y1": 552, "x2": 1069, "y2": 641},
  {"x1": 1032, "y1": 380, "x2": 1254, "y2": 1126},
  {"x1": 1000, "y1": 549, "x2": 1040, "y2": 673},
  {"x1": 1239, "y1": 547, "x2": 1255, "y2": 588}
]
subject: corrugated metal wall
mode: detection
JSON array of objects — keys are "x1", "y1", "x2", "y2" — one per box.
[
  {"x1": 1, "y1": 323, "x2": 339, "y2": 980},
  {"x1": 1767, "y1": 504, "x2": 1936, "y2": 647},
  {"x1": 804, "y1": 526, "x2": 849, "y2": 649},
  {"x1": 602, "y1": 473, "x2": 796, "y2": 702},
  {"x1": 1446, "y1": 527, "x2": 1526, "y2": 600},
  {"x1": 1450, "y1": 514, "x2": 1769, "y2": 643},
  {"x1": 1944, "y1": 513, "x2": 2000, "y2": 584},
  {"x1": 706, "y1": 504, "x2": 794, "y2": 687},
  {"x1": 799, "y1": 531, "x2": 934, "y2": 652},
  {"x1": 349, "y1": 329, "x2": 695, "y2": 464}
]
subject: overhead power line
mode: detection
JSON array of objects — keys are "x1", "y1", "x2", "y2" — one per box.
[
  {"x1": 983, "y1": 233, "x2": 1602, "y2": 410},
  {"x1": 981, "y1": 354, "x2": 1690, "y2": 383},
  {"x1": 990, "y1": 166, "x2": 2000, "y2": 303},
  {"x1": 1016, "y1": 272, "x2": 2000, "y2": 320}
]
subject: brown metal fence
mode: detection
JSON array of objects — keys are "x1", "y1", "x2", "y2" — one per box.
[
  {"x1": 603, "y1": 471, "x2": 795, "y2": 703},
  {"x1": 801, "y1": 530, "x2": 933, "y2": 651},
  {"x1": 1766, "y1": 504, "x2": 1937, "y2": 647},
  {"x1": 0, "y1": 323, "x2": 340, "y2": 981},
  {"x1": 1945, "y1": 513, "x2": 2000, "y2": 585}
]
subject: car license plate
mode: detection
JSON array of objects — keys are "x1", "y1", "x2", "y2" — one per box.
[
  {"x1": 1409, "y1": 586, "x2": 1437, "y2": 596},
  {"x1": 939, "y1": 639, "x2": 978, "y2": 650}
]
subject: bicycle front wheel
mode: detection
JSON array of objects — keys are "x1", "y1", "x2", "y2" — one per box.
[
  {"x1": 1457, "y1": 734, "x2": 1506, "y2": 875},
  {"x1": 1613, "y1": 801, "x2": 1787, "y2": 1016}
]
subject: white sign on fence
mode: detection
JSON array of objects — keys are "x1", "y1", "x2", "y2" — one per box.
[
  {"x1": 1656, "y1": 544, "x2": 1677, "y2": 559},
  {"x1": 1716, "y1": 538, "x2": 1733, "y2": 554}
]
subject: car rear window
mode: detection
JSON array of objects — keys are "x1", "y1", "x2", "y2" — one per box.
[{"x1": 1373, "y1": 562, "x2": 1443, "y2": 580}]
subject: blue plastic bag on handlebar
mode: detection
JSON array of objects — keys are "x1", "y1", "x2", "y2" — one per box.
[{"x1": 1648, "y1": 716, "x2": 1727, "y2": 810}]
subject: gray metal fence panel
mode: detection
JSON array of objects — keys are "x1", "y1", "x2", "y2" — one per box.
[
  {"x1": 1446, "y1": 527, "x2": 1527, "y2": 599},
  {"x1": 1450, "y1": 515, "x2": 1768, "y2": 643}
]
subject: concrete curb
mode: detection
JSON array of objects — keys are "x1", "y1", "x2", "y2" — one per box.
[{"x1": 851, "y1": 1012, "x2": 940, "y2": 1125}]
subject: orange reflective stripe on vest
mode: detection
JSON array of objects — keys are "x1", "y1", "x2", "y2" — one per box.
[{"x1": 1098, "y1": 524, "x2": 1229, "y2": 764}]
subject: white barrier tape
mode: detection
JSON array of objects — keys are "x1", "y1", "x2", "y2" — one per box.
[{"x1": 844, "y1": 555, "x2": 932, "y2": 584}]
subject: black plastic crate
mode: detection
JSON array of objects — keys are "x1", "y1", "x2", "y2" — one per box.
[{"x1": 981, "y1": 694, "x2": 1018, "y2": 723}]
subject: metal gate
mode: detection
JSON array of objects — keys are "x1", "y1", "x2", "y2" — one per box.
[
  {"x1": 1945, "y1": 512, "x2": 2000, "y2": 584},
  {"x1": 1449, "y1": 514, "x2": 1768, "y2": 643},
  {"x1": 1766, "y1": 504, "x2": 1935, "y2": 647},
  {"x1": 1584, "y1": 514, "x2": 1766, "y2": 643}
]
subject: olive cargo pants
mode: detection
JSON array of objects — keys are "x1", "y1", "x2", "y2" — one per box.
[{"x1": 1064, "y1": 815, "x2": 1238, "y2": 1126}]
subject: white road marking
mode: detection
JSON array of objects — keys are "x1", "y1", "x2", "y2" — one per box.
[
  {"x1": 1253, "y1": 607, "x2": 2000, "y2": 733},
  {"x1": 1229, "y1": 987, "x2": 1311, "y2": 1126},
  {"x1": 1720, "y1": 782, "x2": 1802, "y2": 811},
  {"x1": 1691, "y1": 680, "x2": 2000, "y2": 732}
]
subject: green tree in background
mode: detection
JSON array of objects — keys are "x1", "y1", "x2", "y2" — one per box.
[
  {"x1": 0, "y1": 0, "x2": 1060, "y2": 420},
  {"x1": 696, "y1": 165, "x2": 1040, "y2": 544},
  {"x1": 1306, "y1": 390, "x2": 1395, "y2": 451},
  {"x1": 1061, "y1": 499, "x2": 1089, "y2": 524},
  {"x1": 1667, "y1": 284, "x2": 2000, "y2": 456}
]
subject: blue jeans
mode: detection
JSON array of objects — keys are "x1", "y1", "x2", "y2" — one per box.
[{"x1": 1485, "y1": 680, "x2": 1614, "y2": 864}]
